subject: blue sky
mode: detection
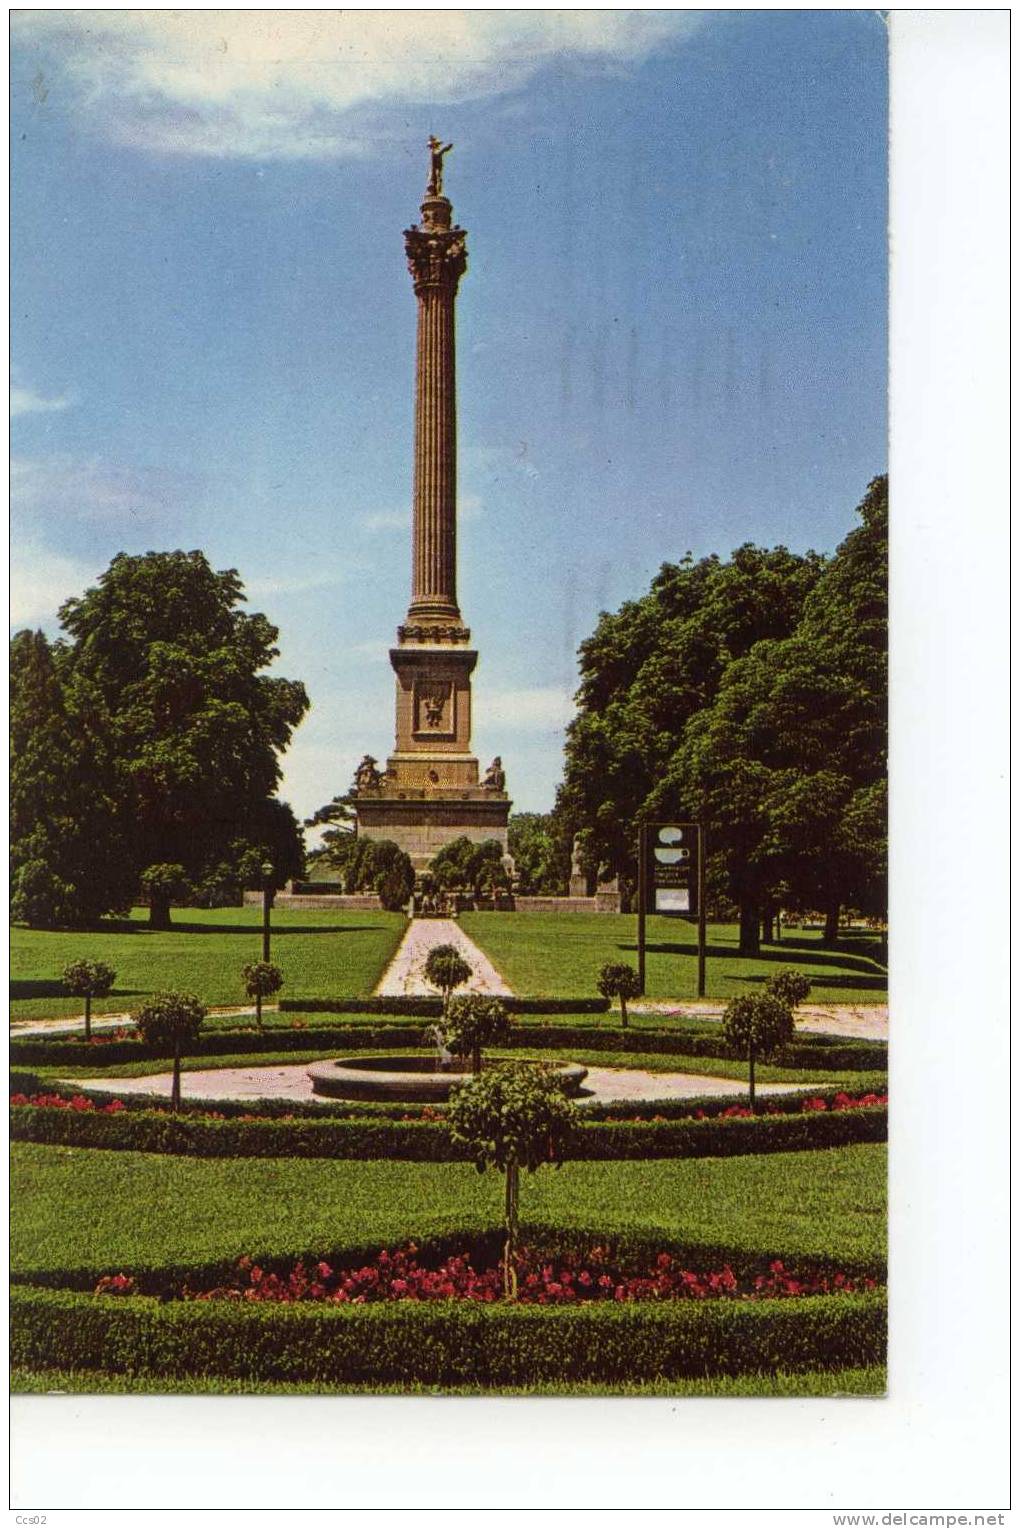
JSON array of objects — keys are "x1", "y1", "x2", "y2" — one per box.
[{"x1": 10, "y1": 10, "x2": 887, "y2": 824}]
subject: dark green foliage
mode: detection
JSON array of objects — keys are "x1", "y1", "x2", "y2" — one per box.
[
  {"x1": 278, "y1": 996, "x2": 610, "y2": 1016},
  {"x1": 305, "y1": 836, "x2": 414, "y2": 907},
  {"x1": 596, "y1": 962, "x2": 641, "y2": 1026},
  {"x1": 10, "y1": 1096, "x2": 887, "y2": 1162},
  {"x1": 766, "y1": 969, "x2": 812, "y2": 1009},
  {"x1": 430, "y1": 837, "x2": 508, "y2": 894},
  {"x1": 448, "y1": 1063, "x2": 581, "y2": 1295},
  {"x1": 423, "y1": 944, "x2": 472, "y2": 1008},
  {"x1": 18, "y1": 551, "x2": 309, "y2": 928},
  {"x1": 10, "y1": 629, "x2": 132, "y2": 926},
  {"x1": 557, "y1": 478, "x2": 887, "y2": 952},
  {"x1": 10, "y1": 1283, "x2": 886, "y2": 1386},
  {"x1": 507, "y1": 813, "x2": 570, "y2": 895},
  {"x1": 134, "y1": 991, "x2": 206, "y2": 1111},
  {"x1": 722, "y1": 993, "x2": 795, "y2": 1109},
  {"x1": 241, "y1": 960, "x2": 284, "y2": 1030},
  {"x1": 9, "y1": 1020, "x2": 885, "y2": 1072},
  {"x1": 61, "y1": 958, "x2": 117, "y2": 1042},
  {"x1": 442, "y1": 995, "x2": 511, "y2": 1072}
]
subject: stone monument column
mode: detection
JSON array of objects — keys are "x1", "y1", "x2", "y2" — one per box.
[
  {"x1": 404, "y1": 140, "x2": 466, "y2": 626},
  {"x1": 352, "y1": 140, "x2": 511, "y2": 871}
]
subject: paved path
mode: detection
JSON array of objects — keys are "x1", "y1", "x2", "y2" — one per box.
[
  {"x1": 630, "y1": 1002, "x2": 888, "y2": 1042},
  {"x1": 9, "y1": 1004, "x2": 274, "y2": 1038},
  {"x1": 374, "y1": 918, "x2": 513, "y2": 998},
  {"x1": 62, "y1": 1060, "x2": 815, "y2": 1107}
]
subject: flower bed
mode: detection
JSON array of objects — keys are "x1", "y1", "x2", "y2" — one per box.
[{"x1": 97, "y1": 1244, "x2": 878, "y2": 1306}]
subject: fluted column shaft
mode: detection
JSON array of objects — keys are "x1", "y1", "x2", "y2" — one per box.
[
  {"x1": 412, "y1": 284, "x2": 458, "y2": 615},
  {"x1": 404, "y1": 192, "x2": 467, "y2": 626}
]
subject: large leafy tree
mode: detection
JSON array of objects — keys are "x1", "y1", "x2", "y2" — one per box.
[
  {"x1": 12, "y1": 551, "x2": 309, "y2": 928},
  {"x1": 649, "y1": 478, "x2": 887, "y2": 950},
  {"x1": 555, "y1": 543, "x2": 824, "y2": 890},
  {"x1": 10, "y1": 629, "x2": 132, "y2": 924},
  {"x1": 507, "y1": 812, "x2": 570, "y2": 895}
]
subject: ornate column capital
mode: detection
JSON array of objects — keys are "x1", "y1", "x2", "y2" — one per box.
[{"x1": 404, "y1": 224, "x2": 467, "y2": 294}]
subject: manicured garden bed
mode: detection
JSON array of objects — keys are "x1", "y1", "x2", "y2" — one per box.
[{"x1": 9, "y1": 1089, "x2": 888, "y2": 1162}]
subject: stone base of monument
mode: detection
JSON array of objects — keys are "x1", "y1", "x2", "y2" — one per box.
[
  {"x1": 355, "y1": 787, "x2": 511, "y2": 871},
  {"x1": 307, "y1": 1055, "x2": 588, "y2": 1104}
]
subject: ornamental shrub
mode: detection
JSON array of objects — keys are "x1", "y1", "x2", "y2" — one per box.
[
  {"x1": 423, "y1": 944, "x2": 472, "y2": 1012},
  {"x1": 448, "y1": 1064, "x2": 578, "y2": 1297},
  {"x1": 61, "y1": 958, "x2": 117, "y2": 1042},
  {"x1": 134, "y1": 991, "x2": 206, "y2": 1111},
  {"x1": 443, "y1": 994, "x2": 510, "y2": 1073},
  {"x1": 765, "y1": 970, "x2": 813, "y2": 1010},
  {"x1": 241, "y1": 961, "x2": 284, "y2": 1031},
  {"x1": 721, "y1": 993, "x2": 795, "y2": 1112},
  {"x1": 596, "y1": 962, "x2": 641, "y2": 1027}
]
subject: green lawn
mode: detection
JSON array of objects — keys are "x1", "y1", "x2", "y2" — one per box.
[
  {"x1": 11, "y1": 1141, "x2": 887, "y2": 1281},
  {"x1": 10, "y1": 906, "x2": 407, "y2": 1020},
  {"x1": 460, "y1": 912, "x2": 887, "y2": 1004},
  {"x1": 10, "y1": 1364, "x2": 886, "y2": 1397}
]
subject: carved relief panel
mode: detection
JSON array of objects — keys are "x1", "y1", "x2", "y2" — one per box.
[{"x1": 413, "y1": 678, "x2": 455, "y2": 738}]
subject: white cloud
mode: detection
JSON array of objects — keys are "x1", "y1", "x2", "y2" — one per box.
[
  {"x1": 480, "y1": 685, "x2": 576, "y2": 733},
  {"x1": 9, "y1": 542, "x2": 97, "y2": 628},
  {"x1": 10, "y1": 383, "x2": 74, "y2": 419},
  {"x1": 13, "y1": 11, "x2": 698, "y2": 160}
]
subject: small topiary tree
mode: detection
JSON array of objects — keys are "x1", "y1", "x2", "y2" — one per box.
[
  {"x1": 447, "y1": 1063, "x2": 578, "y2": 1298},
  {"x1": 765, "y1": 968, "x2": 812, "y2": 1010},
  {"x1": 596, "y1": 961, "x2": 641, "y2": 1027},
  {"x1": 134, "y1": 991, "x2": 206, "y2": 1111},
  {"x1": 241, "y1": 960, "x2": 284, "y2": 1031},
  {"x1": 720, "y1": 992, "x2": 795, "y2": 1112},
  {"x1": 61, "y1": 958, "x2": 117, "y2": 1042},
  {"x1": 424, "y1": 943, "x2": 472, "y2": 1014},
  {"x1": 443, "y1": 994, "x2": 510, "y2": 1074}
]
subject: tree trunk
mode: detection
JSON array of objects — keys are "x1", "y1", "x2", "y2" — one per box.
[
  {"x1": 149, "y1": 892, "x2": 171, "y2": 930},
  {"x1": 738, "y1": 898, "x2": 760, "y2": 957},
  {"x1": 472, "y1": 1043, "x2": 481, "y2": 1076},
  {"x1": 619, "y1": 995, "x2": 629, "y2": 1028},
  {"x1": 255, "y1": 993, "x2": 263, "y2": 1031},
  {"x1": 171, "y1": 1042, "x2": 182, "y2": 1112},
  {"x1": 84, "y1": 994, "x2": 92, "y2": 1043},
  {"x1": 748, "y1": 1042, "x2": 756, "y2": 1114},
  {"x1": 823, "y1": 899, "x2": 841, "y2": 946},
  {"x1": 761, "y1": 911, "x2": 774, "y2": 944},
  {"x1": 503, "y1": 1159, "x2": 520, "y2": 1300}
]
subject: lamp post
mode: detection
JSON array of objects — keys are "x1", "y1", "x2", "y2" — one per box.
[{"x1": 261, "y1": 860, "x2": 274, "y2": 962}]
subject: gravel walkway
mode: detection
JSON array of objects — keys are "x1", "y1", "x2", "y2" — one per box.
[
  {"x1": 374, "y1": 918, "x2": 513, "y2": 998},
  {"x1": 62, "y1": 1060, "x2": 815, "y2": 1107},
  {"x1": 630, "y1": 1001, "x2": 888, "y2": 1042},
  {"x1": 9, "y1": 1004, "x2": 273, "y2": 1038}
]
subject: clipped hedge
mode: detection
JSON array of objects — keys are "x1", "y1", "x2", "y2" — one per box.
[
  {"x1": 279, "y1": 996, "x2": 610, "y2": 1016},
  {"x1": 9, "y1": 1097, "x2": 887, "y2": 1162},
  {"x1": 10, "y1": 1022, "x2": 885, "y2": 1073},
  {"x1": 10, "y1": 1282, "x2": 886, "y2": 1385}
]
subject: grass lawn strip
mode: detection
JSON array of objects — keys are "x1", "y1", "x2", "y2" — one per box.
[
  {"x1": 9, "y1": 1364, "x2": 886, "y2": 1397},
  {"x1": 10, "y1": 906, "x2": 407, "y2": 1021},
  {"x1": 11, "y1": 1141, "x2": 887, "y2": 1281},
  {"x1": 460, "y1": 912, "x2": 886, "y2": 1005}
]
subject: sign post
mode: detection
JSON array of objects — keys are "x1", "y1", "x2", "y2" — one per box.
[{"x1": 637, "y1": 822, "x2": 706, "y2": 999}]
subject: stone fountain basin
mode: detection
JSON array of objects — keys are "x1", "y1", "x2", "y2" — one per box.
[{"x1": 307, "y1": 1055, "x2": 588, "y2": 1103}]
